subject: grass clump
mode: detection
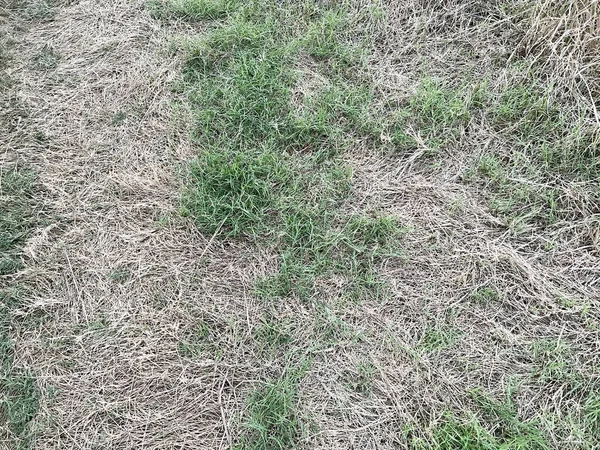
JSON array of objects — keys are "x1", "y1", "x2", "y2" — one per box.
[
  {"x1": 418, "y1": 324, "x2": 461, "y2": 354},
  {"x1": 1, "y1": 288, "x2": 41, "y2": 448},
  {"x1": 491, "y1": 78, "x2": 599, "y2": 179},
  {"x1": 390, "y1": 78, "x2": 472, "y2": 151},
  {"x1": 530, "y1": 338, "x2": 579, "y2": 383},
  {"x1": 0, "y1": 374, "x2": 41, "y2": 442},
  {"x1": 469, "y1": 286, "x2": 500, "y2": 304},
  {"x1": 167, "y1": 0, "x2": 239, "y2": 20},
  {"x1": 469, "y1": 71, "x2": 599, "y2": 229},
  {"x1": 234, "y1": 369, "x2": 306, "y2": 450},
  {"x1": 413, "y1": 413, "x2": 550, "y2": 450},
  {"x1": 302, "y1": 8, "x2": 361, "y2": 66},
  {"x1": 30, "y1": 44, "x2": 59, "y2": 70},
  {"x1": 182, "y1": 149, "x2": 291, "y2": 237}
]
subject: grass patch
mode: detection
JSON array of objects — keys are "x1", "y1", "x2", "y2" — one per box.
[
  {"x1": 467, "y1": 70, "x2": 599, "y2": 229},
  {"x1": 234, "y1": 368, "x2": 307, "y2": 450},
  {"x1": 405, "y1": 78, "x2": 472, "y2": 149},
  {"x1": 168, "y1": 0, "x2": 239, "y2": 20},
  {"x1": 530, "y1": 338, "x2": 579, "y2": 384},
  {"x1": 1, "y1": 288, "x2": 41, "y2": 448},
  {"x1": 30, "y1": 44, "x2": 59, "y2": 70},
  {"x1": 0, "y1": 166, "x2": 44, "y2": 446},
  {"x1": 409, "y1": 412, "x2": 550, "y2": 450},
  {"x1": 469, "y1": 286, "x2": 500, "y2": 304},
  {"x1": 346, "y1": 360, "x2": 376, "y2": 394},
  {"x1": 178, "y1": 1, "x2": 404, "y2": 302},
  {"x1": 418, "y1": 324, "x2": 461, "y2": 354}
]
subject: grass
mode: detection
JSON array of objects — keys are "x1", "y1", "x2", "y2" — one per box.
[
  {"x1": 168, "y1": 0, "x2": 239, "y2": 20},
  {"x1": 178, "y1": 1, "x2": 406, "y2": 304},
  {"x1": 469, "y1": 287, "x2": 500, "y2": 304},
  {"x1": 0, "y1": 166, "x2": 43, "y2": 447},
  {"x1": 530, "y1": 338, "x2": 579, "y2": 383},
  {"x1": 0, "y1": 167, "x2": 38, "y2": 275},
  {"x1": 234, "y1": 369, "x2": 306, "y2": 450},
  {"x1": 346, "y1": 360, "x2": 376, "y2": 394},
  {"x1": 410, "y1": 413, "x2": 551, "y2": 450},
  {"x1": 1, "y1": 0, "x2": 597, "y2": 447},
  {"x1": 418, "y1": 324, "x2": 461, "y2": 354},
  {"x1": 30, "y1": 44, "x2": 59, "y2": 70},
  {"x1": 1, "y1": 288, "x2": 41, "y2": 448},
  {"x1": 170, "y1": 2, "x2": 600, "y2": 446}
]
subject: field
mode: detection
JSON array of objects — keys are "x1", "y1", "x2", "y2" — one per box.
[{"x1": 1, "y1": 0, "x2": 599, "y2": 448}]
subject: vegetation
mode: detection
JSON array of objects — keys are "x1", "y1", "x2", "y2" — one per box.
[{"x1": 2, "y1": 0, "x2": 599, "y2": 448}]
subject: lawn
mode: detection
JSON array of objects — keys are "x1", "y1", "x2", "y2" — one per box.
[{"x1": 1, "y1": 0, "x2": 599, "y2": 448}]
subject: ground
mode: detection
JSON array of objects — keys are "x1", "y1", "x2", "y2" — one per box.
[{"x1": 1, "y1": 0, "x2": 599, "y2": 449}]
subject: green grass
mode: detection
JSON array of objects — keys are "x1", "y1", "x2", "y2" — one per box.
[
  {"x1": 234, "y1": 369, "x2": 306, "y2": 450},
  {"x1": 418, "y1": 325, "x2": 461, "y2": 354},
  {"x1": 182, "y1": 148, "x2": 291, "y2": 237},
  {"x1": 0, "y1": 167, "x2": 42, "y2": 447},
  {"x1": 469, "y1": 287, "x2": 500, "y2": 304},
  {"x1": 406, "y1": 387, "x2": 552, "y2": 450},
  {"x1": 491, "y1": 79, "x2": 599, "y2": 179},
  {"x1": 302, "y1": 8, "x2": 360, "y2": 66},
  {"x1": 177, "y1": 1, "x2": 405, "y2": 303},
  {"x1": 530, "y1": 338, "x2": 579, "y2": 383},
  {"x1": 109, "y1": 266, "x2": 130, "y2": 283},
  {"x1": 346, "y1": 360, "x2": 376, "y2": 394},
  {"x1": 30, "y1": 45, "x2": 59, "y2": 70},
  {"x1": 178, "y1": 321, "x2": 221, "y2": 359},
  {"x1": 1, "y1": 374, "x2": 41, "y2": 439},
  {"x1": 468, "y1": 71, "x2": 600, "y2": 229},
  {"x1": 22, "y1": 0, "x2": 56, "y2": 21},
  {"x1": 254, "y1": 315, "x2": 293, "y2": 355},
  {"x1": 410, "y1": 413, "x2": 550, "y2": 450},
  {"x1": 167, "y1": 0, "x2": 239, "y2": 20},
  {"x1": 387, "y1": 78, "x2": 472, "y2": 152},
  {"x1": 166, "y1": 1, "x2": 600, "y2": 448},
  {"x1": 0, "y1": 167, "x2": 38, "y2": 275},
  {"x1": 1, "y1": 288, "x2": 41, "y2": 448}
]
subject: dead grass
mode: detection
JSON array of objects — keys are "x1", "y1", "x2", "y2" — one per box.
[
  {"x1": 516, "y1": 0, "x2": 600, "y2": 121},
  {"x1": 1, "y1": 0, "x2": 599, "y2": 449}
]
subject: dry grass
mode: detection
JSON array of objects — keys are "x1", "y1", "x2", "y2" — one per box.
[
  {"x1": 517, "y1": 0, "x2": 600, "y2": 119},
  {"x1": 1, "y1": 0, "x2": 599, "y2": 449}
]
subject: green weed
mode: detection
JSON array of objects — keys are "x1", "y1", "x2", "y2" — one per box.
[
  {"x1": 346, "y1": 360, "x2": 376, "y2": 394},
  {"x1": 179, "y1": 0, "x2": 404, "y2": 303},
  {"x1": 109, "y1": 266, "x2": 130, "y2": 283},
  {"x1": 1, "y1": 287, "x2": 41, "y2": 447},
  {"x1": 302, "y1": 8, "x2": 360, "y2": 66},
  {"x1": 583, "y1": 391, "x2": 600, "y2": 440},
  {"x1": 22, "y1": 0, "x2": 56, "y2": 21},
  {"x1": 254, "y1": 316, "x2": 293, "y2": 354},
  {"x1": 182, "y1": 149, "x2": 290, "y2": 237},
  {"x1": 0, "y1": 167, "x2": 38, "y2": 275}
]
